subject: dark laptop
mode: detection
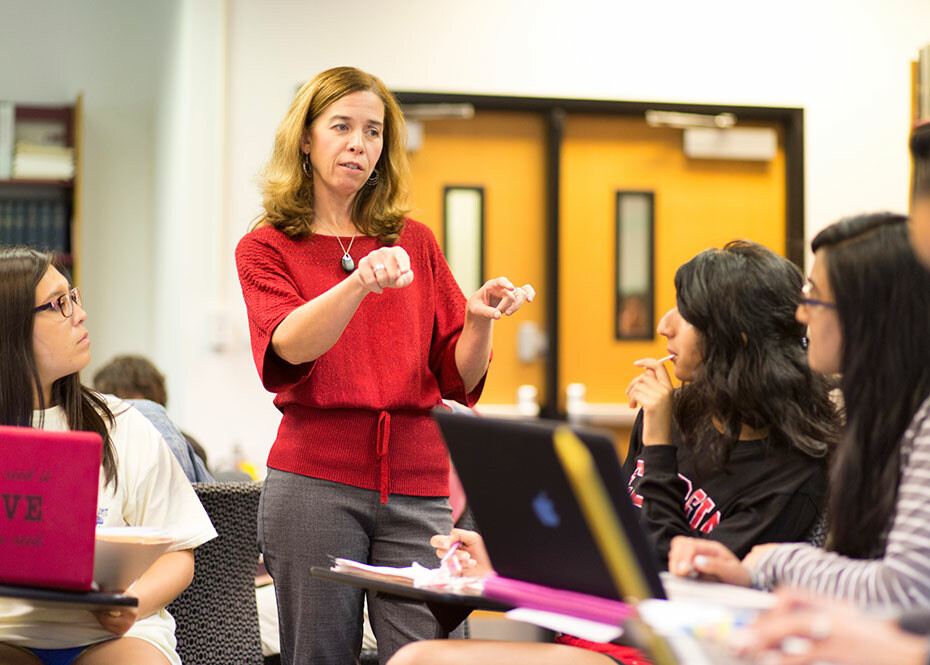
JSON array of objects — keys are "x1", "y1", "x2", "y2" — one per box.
[{"x1": 433, "y1": 410, "x2": 666, "y2": 601}]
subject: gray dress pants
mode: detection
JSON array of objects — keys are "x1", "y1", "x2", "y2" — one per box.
[{"x1": 259, "y1": 469, "x2": 462, "y2": 665}]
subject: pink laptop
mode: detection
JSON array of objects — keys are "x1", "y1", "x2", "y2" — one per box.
[{"x1": 0, "y1": 425, "x2": 102, "y2": 590}]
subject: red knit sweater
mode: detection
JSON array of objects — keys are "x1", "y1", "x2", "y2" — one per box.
[{"x1": 235, "y1": 220, "x2": 485, "y2": 501}]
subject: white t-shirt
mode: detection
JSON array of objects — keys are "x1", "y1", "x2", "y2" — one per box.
[{"x1": 0, "y1": 395, "x2": 217, "y2": 664}]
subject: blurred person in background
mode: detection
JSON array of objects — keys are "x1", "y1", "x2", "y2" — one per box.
[{"x1": 93, "y1": 354, "x2": 212, "y2": 482}]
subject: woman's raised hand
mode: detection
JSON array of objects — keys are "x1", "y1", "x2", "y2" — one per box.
[
  {"x1": 357, "y1": 246, "x2": 414, "y2": 294},
  {"x1": 466, "y1": 277, "x2": 535, "y2": 321},
  {"x1": 430, "y1": 528, "x2": 495, "y2": 577},
  {"x1": 625, "y1": 357, "x2": 674, "y2": 445}
]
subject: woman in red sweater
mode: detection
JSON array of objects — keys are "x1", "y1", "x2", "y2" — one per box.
[{"x1": 235, "y1": 67, "x2": 532, "y2": 665}]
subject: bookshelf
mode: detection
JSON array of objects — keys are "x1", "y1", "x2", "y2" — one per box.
[{"x1": 0, "y1": 94, "x2": 82, "y2": 282}]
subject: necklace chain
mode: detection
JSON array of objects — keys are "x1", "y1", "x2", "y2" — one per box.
[{"x1": 313, "y1": 214, "x2": 357, "y2": 258}]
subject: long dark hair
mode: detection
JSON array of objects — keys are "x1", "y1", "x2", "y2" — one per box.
[
  {"x1": 813, "y1": 213, "x2": 930, "y2": 557},
  {"x1": 0, "y1": 247, "x2": 118, "y2": 488},
  {"x1": 673, "y1": 240, "x2": 840, "y2": 470}
]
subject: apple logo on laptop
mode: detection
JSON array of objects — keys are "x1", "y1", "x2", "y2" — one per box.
[{"x1": 532, "y1": 490, "x2": 560, "y2": 528}]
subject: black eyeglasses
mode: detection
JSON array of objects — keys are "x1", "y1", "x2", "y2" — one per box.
[
  {"x1": 800, "y1": 282, "x2": 836, "y2": 310},
  {"x1": 34, "y1": 287, "x2": 82, "y2": 318}
]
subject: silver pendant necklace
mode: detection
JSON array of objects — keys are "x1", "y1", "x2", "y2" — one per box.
[{"x1": 313, "y1": 214, "x2": 358, "y2": 273}]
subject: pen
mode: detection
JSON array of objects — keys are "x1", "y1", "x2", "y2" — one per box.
[{"x1": 439, "y1": 540, "x2": 462, "y2": 570}]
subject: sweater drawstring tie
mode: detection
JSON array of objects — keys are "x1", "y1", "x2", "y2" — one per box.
[{"x1": 377, "y1": 410, "x2": 391, "y2": 503}]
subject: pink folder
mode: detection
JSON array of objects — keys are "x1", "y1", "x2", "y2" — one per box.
[
  {"x1": 483, "y1": 574, "x2": 636, "y2": 625},
  {"x1": 0, "y1": 425, "x2": 102, "y2": 590}
]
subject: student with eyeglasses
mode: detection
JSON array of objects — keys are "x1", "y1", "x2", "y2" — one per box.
[
  {"x1": 0, "y1": 247, "x2": 216, "y2": 665},
  {"x1": 668, "y1": 213, "x2": 930, "y2": 612},
  {"x1": 705, "y1": 124, "x2": 930, "y2": 665}
]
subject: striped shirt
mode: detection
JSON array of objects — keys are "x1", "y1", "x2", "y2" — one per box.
[{"x1": 752, "y1": 394, "x2": 930, "y2": 609}]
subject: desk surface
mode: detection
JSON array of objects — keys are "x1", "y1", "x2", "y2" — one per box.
[
  {"x1": 310, "y1": 567, "x2": 510, "y2": 612},
  {"x1": 0, "y1": 583, "x2": 137, "y2": 611}
]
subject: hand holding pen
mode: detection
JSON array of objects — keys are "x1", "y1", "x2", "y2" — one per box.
[
  {"x1": 438, "y1": 540, "x2": 463, "y2": 576},
  {"x1": 430, "y1": 528, "x2": 496, "y2": 578}
]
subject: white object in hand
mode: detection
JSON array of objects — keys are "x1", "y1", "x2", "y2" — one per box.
[{"x1": 93, "y1": 526, "x2": 172, "y2": 592}]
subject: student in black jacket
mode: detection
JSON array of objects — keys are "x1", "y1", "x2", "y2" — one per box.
[
  {"x1": 623, "y1": 240, "x2": 841, "y2": 565},
  {"x1": 388, "y1": 240, "x2": 841, "y2": 665}
]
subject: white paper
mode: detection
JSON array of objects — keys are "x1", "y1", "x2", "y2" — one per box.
[
  {"x1": 505, "y1": 608, "x2": 624, "y2": 643},
  {"x1": 332, "y1": 558, "x2": 424, "y2": 580},
  {"x1": 638, "y1": 599, "x2": 739, "y2": 635},
  {"x1": 660, "y1": 573, "x2": 775, "y2": 611},
  {"x1": 330, "y1": 558, "x2": 485, "y2": 593}
]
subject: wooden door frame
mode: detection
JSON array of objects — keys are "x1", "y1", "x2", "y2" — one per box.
[{"x1": 395, "y1": 91, "x2": 805, "y2": 418}]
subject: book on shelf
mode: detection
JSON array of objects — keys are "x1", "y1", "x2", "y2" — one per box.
[
  {"x1": 0, "y1": 197, "x2": 69, "y2": 253},
  {"x1": 12, "y1": 141, "x2": 74, "y2": 180}
]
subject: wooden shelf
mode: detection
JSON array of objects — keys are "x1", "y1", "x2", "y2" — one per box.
[
  {"x1": 14, "y1": 105, "x2": 74, "y2": 147},
  {"x1": 0, "y1": 178, "x2": 74, "y2": 188}
]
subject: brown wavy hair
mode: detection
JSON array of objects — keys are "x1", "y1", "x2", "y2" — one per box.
[{"x1": 254, "y1": 66, "x2": 411, "y2": 244}]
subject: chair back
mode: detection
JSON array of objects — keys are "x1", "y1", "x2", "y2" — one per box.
[
  {"x1": 168, "y1": 481, "x2": 264, "y2": 665},
  {"x1": 804, "y1": 512, "x2": 828, "y2": 547}
]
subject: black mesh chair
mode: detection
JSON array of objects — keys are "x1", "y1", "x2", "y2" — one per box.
[{"x1": 168, "y1": 481, "x2": 264, "y2": 665}]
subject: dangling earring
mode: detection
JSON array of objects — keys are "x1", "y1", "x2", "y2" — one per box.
[
  {"x1": 302, "y1": 153, "x2": 313, "y2": 179},
  {"x1": 367, "y1": 169, "x2": 381, "y2": 187}
]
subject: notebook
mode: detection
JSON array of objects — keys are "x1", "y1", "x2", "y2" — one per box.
[
  {"x1": 433, "y1": 410, "x2": 666, "y2": 602},
  {"x1": 0, "y1": 424, "x2": 102, "y2": 590}
]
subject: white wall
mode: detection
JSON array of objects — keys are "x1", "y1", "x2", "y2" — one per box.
[
  {"x1": 5, "y1": 0, "x2": 930, "y2": 472},
  {"x1": 0, "y1": 0, "x2": 175, "y2": 376},
  {"x1": 207, "y1": 0, "x2": 930, "y2": 470},
  {"x1": 149, "y1": 0, "x2": 286, "y2": 475}
]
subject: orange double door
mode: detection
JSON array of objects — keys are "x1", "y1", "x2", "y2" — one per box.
[{"x1": 407, "y1": 109, "x2": 786, "y2": 411}]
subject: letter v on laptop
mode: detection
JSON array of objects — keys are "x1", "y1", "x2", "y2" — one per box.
[
  {"x1": 433, "y1": 410, "x2": 666, "y2": 602},
  {"x1": 0, "y1": 425, "x2": 102, "y2": 590}
]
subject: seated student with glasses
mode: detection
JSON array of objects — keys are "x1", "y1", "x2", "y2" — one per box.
[
  {"x1": 706, "y1": 124, "x2": 930, "y2": 665},
  {"x1": 668, "y1": 213, "x2": 930, "y2": 612},
  {"x1": 0, "y1": 247, "x2": 217, "y2": 665}
]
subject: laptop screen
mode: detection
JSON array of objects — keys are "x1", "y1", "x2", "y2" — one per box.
[
  {"x1": 0, "y1": 425, "x2": 102, "y2": 590},
  {"x1": 434, "y1": 410, "x2": 666, "y2": 601}
]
